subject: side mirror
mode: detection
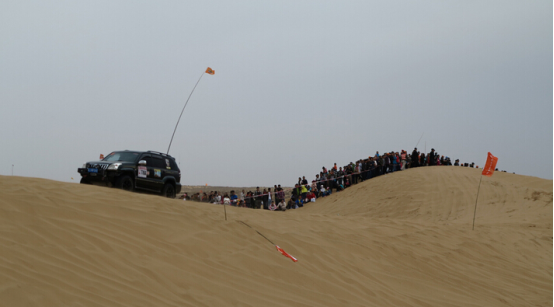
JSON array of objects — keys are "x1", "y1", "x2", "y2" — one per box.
[{"x1": 138, "y1": 160, "x2": 147, "y2": 166}]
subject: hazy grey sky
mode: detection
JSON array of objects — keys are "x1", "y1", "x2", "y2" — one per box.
[{"x1": 1, "y1": 0, "x2": 552, "y2": 186}]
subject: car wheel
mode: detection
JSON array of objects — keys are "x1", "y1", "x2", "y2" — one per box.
[
  {"x1": 116, "y1": 175, "x2": 134, "y2": 192},
  {"x1": 80, "y1": 177, "x2": 91, "y2": 184},
  {"x1": 162, "y1": 183, "x2": 175, "y2": 198}
]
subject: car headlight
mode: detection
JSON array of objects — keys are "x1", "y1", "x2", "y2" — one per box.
[{"x1": 108, "y1": 163, "x2": 122, "y2": 170}]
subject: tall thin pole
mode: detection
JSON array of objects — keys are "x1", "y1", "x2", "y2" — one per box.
[
  {"x1": 12, "y1": 164, "x2": 14, "y2": 176},
  {"x1": 415, "y1": 132, "x2": 424, "y2": 149},
  {"x1": 167, "y1": 72, "x2": 205, "y2": 154},
  {"x1": 472, "y1": 175, "x2": 483, "y2": 230}
]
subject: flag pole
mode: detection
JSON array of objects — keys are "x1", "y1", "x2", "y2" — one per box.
[
  {"x1": 167, "y1": 71, "x2": 205, "y2": 154},
  {"x1": 472, "y1": 175, "x2": 483, "y2": 230},
  {"x1": 415, "y1": 132, "x2": 424, "y2": 148}
]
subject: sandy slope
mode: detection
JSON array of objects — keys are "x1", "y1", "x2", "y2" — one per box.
[{"x1": 0, "y1": 167, "x2": 551, "y2": 306}]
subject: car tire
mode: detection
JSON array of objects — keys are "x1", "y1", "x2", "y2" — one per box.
[
  {"x1": 80, "y1": 177, "x2": 91, "y2": 184},
  {"x1": 162, "y1": 183, "x2": 176, "y2": 198},
  {"x1": 116, "y1": 175, "x2": 134, "y2": 192}
]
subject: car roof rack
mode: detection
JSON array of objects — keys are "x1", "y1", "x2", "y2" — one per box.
[{"x1": 147, "y1": 150, "x2": 174, "y2": 158}]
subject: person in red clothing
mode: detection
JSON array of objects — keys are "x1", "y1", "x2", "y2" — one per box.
[
  {"x1": 306, "y1": 190, "x2": 316, "y2": 202},
  {"x1": 401, "y1": 150, "x2": 407, "y2": 170}
]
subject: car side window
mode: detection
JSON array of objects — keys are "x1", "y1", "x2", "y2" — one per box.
[
  {"x1": 168, "y1": 158, "x2": 178, "y2": 170},
  {"x1": 140, "y1": 154, "x2": 152, "y2": 166},
  {"x1": 151, "y1": 156, "x2": 166, "y2": 169}
]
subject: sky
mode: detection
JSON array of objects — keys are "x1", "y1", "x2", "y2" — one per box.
[{"x1": 1, "y1": 0, "x2": 552, "y2": 187}]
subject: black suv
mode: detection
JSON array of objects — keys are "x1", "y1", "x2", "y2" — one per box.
[{"x1": 78, "y1": 150, "x2": 182, "y2": 198}]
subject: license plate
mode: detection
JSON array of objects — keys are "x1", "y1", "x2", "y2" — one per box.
[{"x1": 88, "y1": 168, "x2": 98, "y2": 173}]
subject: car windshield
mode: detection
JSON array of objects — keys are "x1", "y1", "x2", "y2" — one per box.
[{"x1": 102, "y1": 152, "x2": 139, "y2": 162}]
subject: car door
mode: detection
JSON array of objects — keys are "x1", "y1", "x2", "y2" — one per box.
[
  {"x1": 135, "y1": 154, "x2": 153, "y2": 190},
  {"x1": 149, "y1": 155, "x2": 166, "y2": 192},
  {"x1": 164, "y1": 157, "x2": 180, "y2": 183}
]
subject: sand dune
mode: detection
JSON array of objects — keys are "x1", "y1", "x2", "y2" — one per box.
[{"x1": 0, "y1": 167, "x2": 551, "y2": 306}]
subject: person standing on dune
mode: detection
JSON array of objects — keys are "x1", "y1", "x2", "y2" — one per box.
[
  {"x1": 262, "y1": 188, "x2": 269, "y2": 210},
  {"x1": 429, "y1": 148, "x2": 436, "y2": 166},
  {"x1": 291, "y1": 184, "x2": 301, "y2": 208},
  {"x1": 401, "y1": 150, "x2": 407, "y2": 170},
  {"x1": 300, "y1": 184, "x2": 308, "y2": 204},
  {"x1": 254, "y1": 187, "x2": 262, "y2": 209},
  {"x1": 411, "y1": 148, "x2": 419, "y2": 168},
  {"x1": 337, "y1": 167, "x2": 344, "y2": 186},
  {"x1": 267, "y1": 188, "x2": 272, "y2": 210}
]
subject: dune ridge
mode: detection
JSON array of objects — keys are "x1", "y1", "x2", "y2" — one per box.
[{"x1": 0, "y1": 167, "x2": 551, "y2": 306}]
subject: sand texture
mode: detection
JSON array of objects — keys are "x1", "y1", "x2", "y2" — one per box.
[{"x1": 0, "y1": 166, "x2": 551, "y2": 306}]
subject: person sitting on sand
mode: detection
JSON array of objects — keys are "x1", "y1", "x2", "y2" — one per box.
[
  {"x1": 286, "y1": 198, "x2": 296, "y2": 210},
  {"x1": 223, "y1": 193, "x2": 230, "y2": 205},
  {"x1": 296, "y1": 196, "x2": 304, "y2": 208},
  {"x1": 269, "y1": 201, "x2": 277, "y2": 211},
  {"x1": 211, "y1": 192, "x2": 220, "y2": 204},
  {"x1": 277, "y1": 199, "x2": 287, "y2": 211},
  {"x1": 307, "y1": 190, "x2": 316, "y2": 202},
  {"x1": 230, "y1": 190, "x2": 238, "y2": 206},
  {"x1": 319, "y1": 185, "x2": 326, "y2": 198}
]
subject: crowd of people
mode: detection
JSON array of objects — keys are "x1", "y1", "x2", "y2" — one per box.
[{"x1": 180, "y1": 147, "x2": 479, "y2": 211}]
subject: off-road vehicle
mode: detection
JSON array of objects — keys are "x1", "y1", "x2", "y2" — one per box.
[{"x1": 77, "y1": 150, "x2": 181, "y2": 198}]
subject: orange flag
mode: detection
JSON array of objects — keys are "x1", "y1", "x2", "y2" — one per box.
[
  {"x1": 482, "y1": 152, "x2": 498, "y2": 177},
  {"x1": 276, "y1": 245, "x2": 298, "y2": 262},
  {"x1": 205, "y1": 67, "x2": 215, "y2": 75}
]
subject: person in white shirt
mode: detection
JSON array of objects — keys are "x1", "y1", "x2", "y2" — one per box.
[{"x1": 320, "y1": 186, "x2": 326, "y2": 197}]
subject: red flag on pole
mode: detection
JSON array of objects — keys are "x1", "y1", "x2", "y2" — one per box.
[
  {"x1": 481, "y1": 152, "x2": 498, "y2": 177},
  {"x1": 205, "y1": 67, "x2": 215, "y2": 75},
  {"x1": 276, "y1": 245, "x2": 298, "y2": 262}
]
